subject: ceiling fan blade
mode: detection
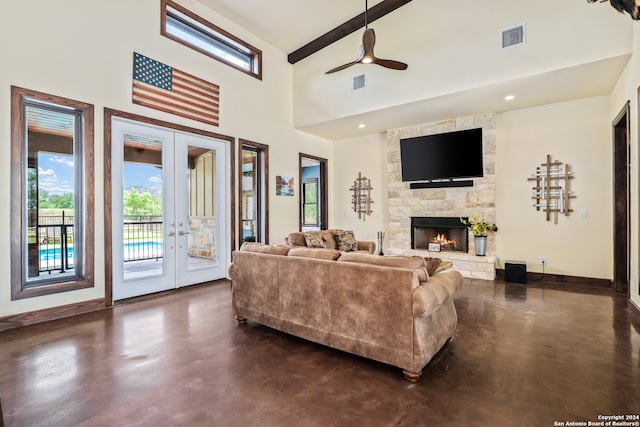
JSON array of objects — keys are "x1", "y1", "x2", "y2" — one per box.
[
  {"x1": 325, "y1": 25, "x2": 407, "y2": 73},
  {"x1": 372, "y1": 57, "x2": 408, "y2": 70},
  {"x1": 362, "y1": 28, "x2": 376, "y2": 56},
  {"x1": 325, "y1": 60, "x2": 359, "y2": 74}
]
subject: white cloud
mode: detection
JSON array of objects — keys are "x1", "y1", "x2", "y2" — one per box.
[
  {"x1": 38, "y1": 167, "x2": 73, "y2": 195},
  {"x1": 148, "y1": 175, "x2": 162, "y2": 184},
  {"x1": 49, "y1": 155, "x2": 74, "y2": 168},
  {"x1": 38, "y1": 167, "x2": 57, "y2": 178}
]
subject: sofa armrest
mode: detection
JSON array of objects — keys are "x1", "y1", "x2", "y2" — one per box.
[
  {"x1": 412, "y1": 269, "x2": 463, "y2": 318},
  {"x1": 357, "y1": 240, "x2": 376, "y2": 254}
]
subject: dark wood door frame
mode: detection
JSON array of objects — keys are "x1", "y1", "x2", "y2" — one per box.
[
  {"x1": 103, "y1": 108, "x2": 236, "y2": 307},
  {"x1": 238, "y1": 139, "x2": 269, "y2": 246},
  {"x1": 299, "y1": 153, "x2": 328, "y2": 231},
  {"x1": 612, "y1": 101, "x2": 630, "y2": 295}
]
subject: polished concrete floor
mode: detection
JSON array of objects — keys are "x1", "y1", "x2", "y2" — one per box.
[{"x1": 0, "y1": 278, "x2": 639, "y2": 426}]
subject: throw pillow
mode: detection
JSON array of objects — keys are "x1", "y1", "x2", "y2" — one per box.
[
  {"x1": 303, "y1": 232, "x2": 326, "y2": 248},
  {"x1": 424, "y1": 257, "x2": 442, "y2": 276},
  {"x1": 335, "y1": 230, "x2": 358, "y2": 252}
]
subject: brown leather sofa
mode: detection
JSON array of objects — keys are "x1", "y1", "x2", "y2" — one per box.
[
  {"x1": 284, "y1": 229, "x2": 376, "y2": 254},
  {"x1": 228, "y1": 243, "x2": 464, "y2": 381}
]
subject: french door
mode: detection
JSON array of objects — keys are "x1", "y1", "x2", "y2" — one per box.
[{"x1": 111, "y1": 119, "x2": 228, "y2": 300}]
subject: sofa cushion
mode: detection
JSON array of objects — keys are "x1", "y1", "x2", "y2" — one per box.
[
  {"x1": 335, "y1": 230, "x2": 358, "y2": 252},
  {"x1": 303, "y1": 232, "x2": 326, "y2": 248},
  {"x1": 320, "y1": 230, "x2": 338, "y2": 249},
  {"x1": 240, "y1": 242, "x2": 290, "y2": 256},
  {"x1": 287, "y1": 232, "x2": 307, "y2": 247},
  {"x1": 338, "y1": 253, "x2": 429, "y2": 282},
  {"x1": 288, "y1": 247, "x2": 342, "y2": 261}
]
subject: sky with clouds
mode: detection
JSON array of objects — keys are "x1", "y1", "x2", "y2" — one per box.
[{"x1": 38, "y1": 154, "x2": 162, "y2": 196}]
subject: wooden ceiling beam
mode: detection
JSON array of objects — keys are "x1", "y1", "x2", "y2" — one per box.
[{"x1": 287, "y1": 0, "x2": 413, "y2": 65}]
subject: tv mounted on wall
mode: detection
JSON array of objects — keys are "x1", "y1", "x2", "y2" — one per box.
[{"x1": 400, "y1": 128, "x2": 483, "y2": 188}]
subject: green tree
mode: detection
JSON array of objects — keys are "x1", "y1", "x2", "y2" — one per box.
[
  {"x1": 123, "y1": 188, "x2": 162, "y2": 216},
  {"x1": 42, "y1": 193, "x2": 74, "y2": 209}
]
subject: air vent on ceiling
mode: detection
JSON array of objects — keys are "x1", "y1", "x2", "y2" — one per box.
[
  {"x1": 501, "y1": 24, "x2": 525, "y2": 48},
  {"x1": 353, "y1": 74, "x2": 365, "y2": 90}
]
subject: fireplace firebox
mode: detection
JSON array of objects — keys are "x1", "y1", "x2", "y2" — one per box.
[{"x1": 411, "y1": 217, "x2": 468, "y2": 253}]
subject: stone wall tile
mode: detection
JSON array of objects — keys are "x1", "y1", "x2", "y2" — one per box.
[
  {"x1": 387, "y1": 112, "x2": 497, "y2": 269},
  {"x1": 387, "y1": 129, "x2": 402, "y2": 139},
  {"x1": 455, "y1": 116, "x2": 475, "y2": 129},
  {"x1": 418, "y1": 189, "x2": 446, "y2": 200},
  {"x1": 401, "y1": 126, "x2": 420, "y2": 138}
]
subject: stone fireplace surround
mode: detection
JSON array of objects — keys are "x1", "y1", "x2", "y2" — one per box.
[{"x1": 385, "y1": 113, "x2": 497, "y2": 280}]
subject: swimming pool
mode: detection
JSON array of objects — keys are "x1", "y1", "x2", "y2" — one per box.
[{"x1": 39, "y1": 241, "x2": 163, "y2": 263}]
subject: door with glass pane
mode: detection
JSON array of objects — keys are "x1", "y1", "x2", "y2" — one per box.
[
  {"x1": 111, "y1": 119, "x2": 227, "y2": 300},
  {"x1": 175, "y1": 133, "x2": 227, "y2": 286}
]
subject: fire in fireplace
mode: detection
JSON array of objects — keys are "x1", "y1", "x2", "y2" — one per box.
[{"x1": 411, "y1": 217, "x2": 469, "y2": 253}]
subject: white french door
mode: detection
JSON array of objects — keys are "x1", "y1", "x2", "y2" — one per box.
[{"x1": 111, "y1": 118, "x2": 228, "y2": 301}]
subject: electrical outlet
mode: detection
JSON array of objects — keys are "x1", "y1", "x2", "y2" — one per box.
[{"x1": 540, "y1": 257, "x2": 546, "y2": 265}]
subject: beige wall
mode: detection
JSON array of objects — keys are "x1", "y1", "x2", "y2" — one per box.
[
  {"x1": 336, "y1": 98, "x2": 613, "y2": 280},
  {"x1": 610, "y1": 22, "x2": 640, "y2": 308},
  {"x1": 0, "y1": 0, "x2": 332, "y2": 316},
  {"x1": 496, "y1": 96, "x2": 612, "y2": 278},
  {"x1": 330, "y1": 133, "x2": 388, "y2": 247}
]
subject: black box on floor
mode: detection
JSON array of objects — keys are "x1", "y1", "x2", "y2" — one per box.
[{"x1": 505, "y1": 260, "x2": 527, "y2": 284}]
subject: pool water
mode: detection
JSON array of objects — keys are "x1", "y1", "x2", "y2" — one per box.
[{"x1": 39, "y1": 241, "x2": 163, "y2": 262}]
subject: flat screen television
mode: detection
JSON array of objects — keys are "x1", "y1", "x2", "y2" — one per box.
[{"x1": 400, "y1": 128, "x2": 483, "y2": 182}]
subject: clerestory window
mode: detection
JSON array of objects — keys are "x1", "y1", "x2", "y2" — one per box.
[
  {"x1": 10, "y1": 86, "x2": 94, "y2": 300},
  {"x1": 161, "y1": 0, "x2": 262, "y2": 80}
]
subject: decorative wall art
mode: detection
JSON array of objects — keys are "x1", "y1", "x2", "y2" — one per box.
[
  {"x1": 276, "y1": 175, "x2": 294, "y2": 196},
  {"x1": 528, "y1": 154, "x2": 575, "y2": 224},
  {"x1": 350, "y1": 172, "x2": 373, "y2": 221},
  {"x1": 132, "y1": 52, "x2": 220, "y2": 127}
]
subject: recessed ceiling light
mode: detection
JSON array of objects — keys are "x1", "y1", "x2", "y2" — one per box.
[
  {"x1": 504, "y1": 95, "x2": 515, "y2": 101},
  {"x1": 358, "y1": 123, "x2": 366, "y2": 128}
]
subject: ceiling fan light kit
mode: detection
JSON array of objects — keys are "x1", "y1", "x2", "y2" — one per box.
[{"x1": 325, "y1": 0, "x2": 408, "y2": 74}]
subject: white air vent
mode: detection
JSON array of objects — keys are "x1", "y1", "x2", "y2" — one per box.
[
  {"x1": 501, "y1": 24, "x2": 525, "y2": 48},
  {"x1": 353, "y1": 74, "x2": 365, "y2": 90}
]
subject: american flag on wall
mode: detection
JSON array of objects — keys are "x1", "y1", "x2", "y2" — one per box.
[{"x1": 132, "y1": 52, "x2": 220, "y2": 127}]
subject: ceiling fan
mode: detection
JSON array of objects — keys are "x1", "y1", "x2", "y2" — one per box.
[
  {"x1": 587, "y1": 0, "x2": 640, "y2": 19},
  {"x1": 325, "y1": 0, "x2": 408, "y2": 74}
]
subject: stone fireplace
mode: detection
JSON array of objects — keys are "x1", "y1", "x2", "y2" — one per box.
[
  {"x1": 411, "y1": 217, "x2": 468, "y2": 253},
  {"x1": 385, "y1": 113, "x2": 497, "y2": 280}
]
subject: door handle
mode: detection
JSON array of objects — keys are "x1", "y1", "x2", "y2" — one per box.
[{"x1": 178, "y1": 230, "x2": 190, "y2": 236}]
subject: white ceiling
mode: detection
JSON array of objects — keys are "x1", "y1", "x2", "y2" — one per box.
[
  {"x1": 198, "y1": 0, "x2": 386, "y2": 54},
  {"x1": 198, "y1": 0, "x2": 633, "y2": 141}
]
